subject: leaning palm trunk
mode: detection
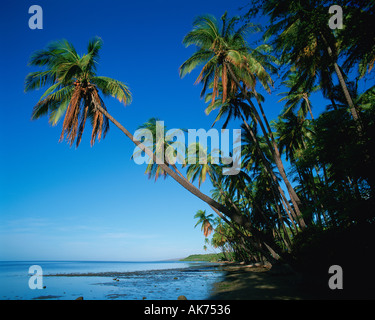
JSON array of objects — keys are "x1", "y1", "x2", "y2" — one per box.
[
  {"x1": 92, "y1": 94, "x2": 282, "y2": 264},
  {"x1": 226, "y1": 62, "x2": 307, "y2": 228},
  {"x1": 238, "y1": 108, "x2": 301, "y2": 232},
  {"x1": 241, "y1": 106, "x2": 301, "y2": 230},
  {"x1": 303, "y1": 93, "x2": 314, "y2": 120},
  {"x1": 252, "y1": 87, "x2": 306, "y2": 228},
  {"x1": 319, "y1": 32, "x2": 362, "y2": 132}
]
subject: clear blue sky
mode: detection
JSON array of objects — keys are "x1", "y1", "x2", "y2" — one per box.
[{"x1": 0, "y1": 0, "x2": 332, "y2": 261}]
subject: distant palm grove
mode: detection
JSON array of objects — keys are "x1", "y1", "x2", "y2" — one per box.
[{"x1": 25, "y1": 0, "x2": 375, "y2": 296}]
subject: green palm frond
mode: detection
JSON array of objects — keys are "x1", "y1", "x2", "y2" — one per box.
[
  {"x1": 179, "y1": 50, "x2": 213, "y2": 78},
  {"x1": 31, "y1": 85, "x2": 74, "y2": 123},
  {"x1": 24, "y1": 70, "x2": 58, "y2": 92},
  {"x1": 91, "y1": 76, "x2": 132, "y2": 105}
]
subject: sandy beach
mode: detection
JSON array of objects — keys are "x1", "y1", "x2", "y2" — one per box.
[
  {"x1": 209, "y1": 264, "x2": 312, "y2": 300},
  {"x1": 208, "y1": 263, "x2": 372, "y2": 300}
]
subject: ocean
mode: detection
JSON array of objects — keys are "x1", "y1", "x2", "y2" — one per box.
[{"x1": 0, "y1": 260, "x2": 224, "y2": 300}]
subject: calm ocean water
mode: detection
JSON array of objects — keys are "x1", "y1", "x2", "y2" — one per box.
[{"x1": 0, "y1": 261, "x2": 224, "y2": 300}]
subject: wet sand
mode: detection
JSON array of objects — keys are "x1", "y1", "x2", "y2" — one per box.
[{"x1": 35, "y1": 263, "x2": 225, "y2": 300}]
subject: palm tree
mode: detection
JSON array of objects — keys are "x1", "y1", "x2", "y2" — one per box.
[
  {"x1": 278, "y1": 72, "x2": 316, "y2": 120},
  {"x1": 25, "y1": 37, "x2": 131, "y2": 147},
  {"x1": 180, "y1": 12, "x2": 306, "y2": 228},
  {"x1": 204, "y1": 85, "x2": 256, "y2": 129},
  {"x1": 273, "y1": 112, "x2": 313, "y2": 163},
  {"x1": 132, "y1": 118, "x2": 186, "y2": 181},
  {"x1": 194, "y1": 209, "x2": 215, "y2": 237},
  {"x1": 184, "y1": 142, "x2": 221, "y2": 188}
]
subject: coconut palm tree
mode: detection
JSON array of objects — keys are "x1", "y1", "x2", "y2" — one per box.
[
  {"x1": 273, "y1": 112, "x2": 313, "y2": 163},
  {"x1": 278, "y1": 72, "x2": 316, "y2": 120},
  {"x1": 204, "y1": 85, "x2": 256, "y2": 129},
  {"x1": 184, "y1": 142, "x2": 221, "y2": 188},
  {"x1": 194, "y1": 209, "x2": 215, "y2": 237},
  {"x1": 132, "y1": 118, "x2": 186, "y2": 181},
  {"x1": 180, "y1": 12, "x2": 307, "y2": 228},
  {"x1": 25, "y1": 37, "x2": 132, "y2": 147}
]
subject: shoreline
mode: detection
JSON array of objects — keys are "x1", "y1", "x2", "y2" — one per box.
[
  {"x1": 42, "y1": 262, "x2": 319, "y2": 300},
  {"x1": 3, "y1": 261, "x2": 224, "y2": 300},
  {"x1": 43, "y1": 262, "x2": 222, "y2": 277}
]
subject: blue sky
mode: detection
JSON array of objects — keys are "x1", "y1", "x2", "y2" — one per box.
[{"x1": 0, "y1": 0, "x2": 351, "y2": 261}]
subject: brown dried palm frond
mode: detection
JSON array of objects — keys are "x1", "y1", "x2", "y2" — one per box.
[
  {"x1": 76, "y1": 102, "x2": 89, "y2": 148},
  {"x1": 89, "y1": 87, "x2": 109, "y2": 146},
  {"x1": 59, "y1": 87, "x2": 83, "y2": 146},
  {"x1": 90, "y1": 110, "x2": 100, "y2": 146},
  {"x1": 211, "y1": 68, "x2": 219, "y2": 106},
  {"x1": 67, "y1": 102, "x2": 81, "y2": 146},
  {"x1": 58, "y1": 84, "x2": 110, "y2": 148},
  {"x1": 203, "y1": 221, "x2": 213, "y2": 237},
  {"x1": 222, "y1": 63, "x2": 228, "y2": 103},
  {"x1": 96, "y1": 111, "x2": 104, "y2": 143}
]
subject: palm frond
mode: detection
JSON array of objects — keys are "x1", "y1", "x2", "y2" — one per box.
[
  {"x1": 179, "y1": 50, "x2": 213, "y2": 78},
  {"x1": 31, "y1": 85, "x2": 74, "y2": 123},
  {"x1": 24, "y1": 70, "x2": 57, "y2": 92},
  {"x1": 91, "y1": 76, "x2": 132, "y2": 105},
  {"x1": 85, "y1": 36, "x2": 103, "y2": 73}
]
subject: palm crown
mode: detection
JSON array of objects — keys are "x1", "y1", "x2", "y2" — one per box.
[
  {"x1": 24, "y1": 37, "x2": 132, "y2": 147},
  {"x1": 179, "y1": 13, "x2": 275, "y2": 106}
]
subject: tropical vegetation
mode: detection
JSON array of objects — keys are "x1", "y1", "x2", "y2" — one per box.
[{"x1": 25, "y1": 0, "x2": 375, "y2": 296}]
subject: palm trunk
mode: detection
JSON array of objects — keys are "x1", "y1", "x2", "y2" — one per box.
[
  {"x1": 333, "y1": 59, "x2": 361, "y2": 124},
  {"x1": 320, "y1": 32, "x2": 362, "y2": 132},
  {"x1": 275, "y1": 202, "x2": 293, "y2": 250},
  {"x1": 225, "y1": 62, "x2": 306, "y2": 228},
  {"x1": 330, "y1": 97, "x2": 338, "y2": 110},
  {"x1": 303, "y1": 94, "x2": 314, "y2": 120},
  {"x1": 252, "y1": 87, "x2": 306, "y2": 228},
  {"x1": 96, "y1": 103, "x2": 227, "y2": 217},
  {"x1": 238, "y1": 110, "x2": 301, "y2": 232}
]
